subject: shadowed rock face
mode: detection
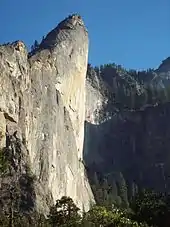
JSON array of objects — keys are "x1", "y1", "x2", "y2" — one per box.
[
  {"x1": 0, "y1": 14, "x2": 93, "y2": 214},
  {"x1": 84, "y1": 63, "x2": 170, "y2": 207}
]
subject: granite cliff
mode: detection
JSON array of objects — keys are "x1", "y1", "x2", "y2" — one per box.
[
  {"x1": 1, "y1": 12, "x2": 170, "y2": 216},
  {"x1": 0, "y1": 14, "x2": 94, "y2": 215},
  {"x1": 84, "y1": 62, "x2": 170, "y2": 207}
]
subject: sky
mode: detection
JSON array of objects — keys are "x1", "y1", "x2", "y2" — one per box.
[{"x1": 0, "y1": 0, "x2": 170, "y2": 70}]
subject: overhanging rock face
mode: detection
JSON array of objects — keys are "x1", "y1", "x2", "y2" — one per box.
[{"x1": 0, "y1": 14, "x2": 94, "y2": 214}]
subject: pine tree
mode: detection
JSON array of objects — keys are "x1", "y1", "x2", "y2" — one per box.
[
  {"x1": 31, "y1": 40, "x2": 39, "y2": 51},
  {"x1": 47, "y1": 196, "x2": 81, "y2": 227}
]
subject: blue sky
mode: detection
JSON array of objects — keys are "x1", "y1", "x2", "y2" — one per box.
[{"x1": 0, "y1": 0, "x2": 170, "y2": 70}]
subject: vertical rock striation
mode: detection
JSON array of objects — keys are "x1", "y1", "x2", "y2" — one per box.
[{"x1": 0, "y1": 14, "x2": 94, "y2": 214}]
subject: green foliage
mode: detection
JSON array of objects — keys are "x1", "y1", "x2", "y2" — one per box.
[
  {"x1": 0, "y1": 148, "x2": 9, "y2": 174},
  {"x1": 130, "y1": 189, "x2": 170, "y2": 227},
  {"x1": 86, "y1": 205, "x2": 114, "y2": 226},
  {"x1": 31, "y1": 40, "x2": 39, "y2": 52},
  {"x1": 93, "y1": 63, "x2": 170, "y2": 111},
  {"x1": 84, "y1": 205, "x2": 149, "y2": 227},
  {"x1": 116, "y1": 172, "x2": 129, "y2": 208},
  {"x1": 90, "y1": 173, "x2": 118, "y2": 209},
  {"x1": 0, "y1": 212, "x2": 50, "y2": 227},
  {"x1": 47, "y1": 196, "x2": 81, "y2": 227},
  {"x1": 1, "y1": 192, "x2": 169, "y2": 226},
  {"x1": 89, "y1": 171, "x2": 129, "y2": 210},
  {"x1": 88, "y1": 165, "x2": 170, "y2": 226}
]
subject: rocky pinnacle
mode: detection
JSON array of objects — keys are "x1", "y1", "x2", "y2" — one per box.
[{"x1": 0, "y1": 14, "x2": 93, "y2": 214}]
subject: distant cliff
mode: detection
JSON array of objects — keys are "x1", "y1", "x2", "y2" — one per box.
[{"x1": 84, "y1": 61, "x2": 170, "y2": 207}]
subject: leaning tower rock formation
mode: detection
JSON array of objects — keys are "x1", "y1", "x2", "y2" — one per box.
[{"x1": 0, "y1": 14, "x2": 94, "y2": 214}]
